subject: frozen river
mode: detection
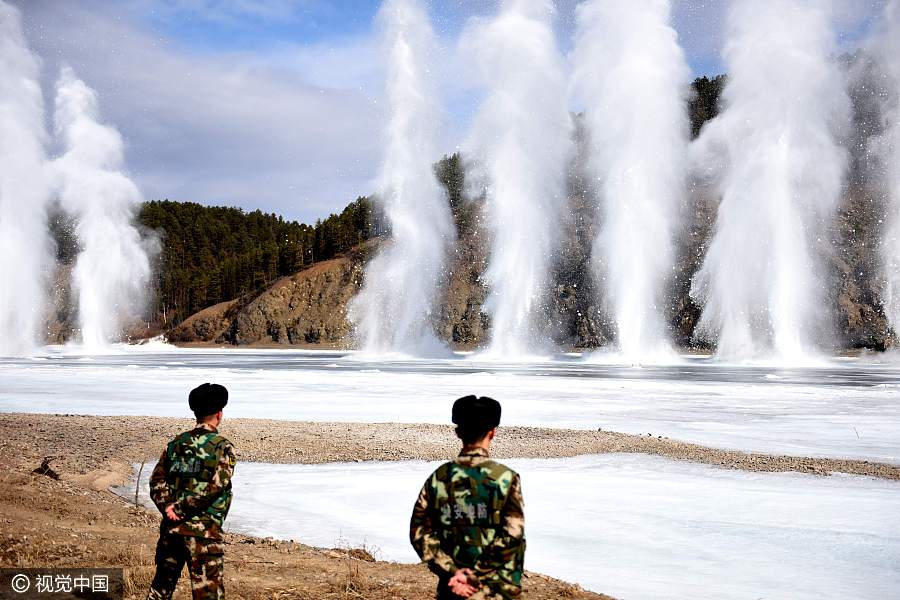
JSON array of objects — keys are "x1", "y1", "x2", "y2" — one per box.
[
  {"x1": 7, "y1": 345, "x2": 899, "y2": 598},
  {"x1": 2, "y1": 346, "x2": 899, "y2": 462},
  {"x1": 126, "y1": 453, "x2": 900, "y2": 600}
]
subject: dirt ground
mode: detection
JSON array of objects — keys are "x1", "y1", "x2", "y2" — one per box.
[
  {"x1": 0, "y1": 414, "x2": 623, "y2": 599},
  {"x1": 1, "y1": 413, "x2": 897, "y2": 599}
]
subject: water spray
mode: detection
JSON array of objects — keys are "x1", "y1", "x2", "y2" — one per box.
[
  {"x1": 53, "y1": 66, "x2": 154, "y2": 350},
  {"x1": 461, "y1": 0, "x2": 572, "y2": 357},
  {"x1": 0, "y1": 1, "x2": 52, "y2": 356},
  {"x1": 875, "y1": 0, "x2": 900, "y2": 340},
  {"x1": 689, "y1": 0, "x2": 850, "y2": 360},
  {"x1": 349, "y1": 0, "x2": 454, "y2": 357},
  {"x1": 572, "y1": 0, "x2": 690, "y2": 362}
]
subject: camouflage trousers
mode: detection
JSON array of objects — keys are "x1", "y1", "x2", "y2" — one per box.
[
  {"x1": 147, "y1": 531, "x2": 225, "y2": 600},
  {"x1": 438, "y1": 590, "x2": 505, "y2": 600},
  {"x1": 437, "y1": 580, "x2": 514, "y2": 600}
]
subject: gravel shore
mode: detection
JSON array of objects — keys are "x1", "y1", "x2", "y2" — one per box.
[{"x1": 1, "y1": 413, "x2": 896, "y2": 485}]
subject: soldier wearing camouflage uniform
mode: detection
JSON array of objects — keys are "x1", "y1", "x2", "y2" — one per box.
[
  {"x1": 410, "y1": 395, "x2": 526, "y2": 599},
  {"x1": 147, "y1": 383, "x2": 236, "y2": 600}
]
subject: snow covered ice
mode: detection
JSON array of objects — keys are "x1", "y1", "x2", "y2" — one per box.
[{"x1": 127, "y1": 453, "x2": 900, "y2": 600}]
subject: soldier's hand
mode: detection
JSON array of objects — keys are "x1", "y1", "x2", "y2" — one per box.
[
  {"x1": 448, "y1": 569, "x2": 477, "y2": 598},
  {"x1": 165, "y1": 504, "x2": 182, "y2": 522}
]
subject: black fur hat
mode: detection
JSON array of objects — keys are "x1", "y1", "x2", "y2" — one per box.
[
  {"x1": 188, "y1": 383, "x2": 228, "y2": 418},
  {"x1": 452, "y1": 395, "x2": 501, "y2": 431}
]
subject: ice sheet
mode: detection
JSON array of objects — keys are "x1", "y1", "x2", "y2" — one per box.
[
  {"x1": 127, "y1": 454, "x2": 900, "y2": 600},
  {"x1": 2, "y1": 348, "x2": 900, "y2": 462}
]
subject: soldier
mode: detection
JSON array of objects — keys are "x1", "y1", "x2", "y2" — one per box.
[
  {"x1": 147, "y1": 383, "x2": 236, "y2": 600},
  {"x1": 410, "y1": 395, "x2": 526, "y2": 600}
]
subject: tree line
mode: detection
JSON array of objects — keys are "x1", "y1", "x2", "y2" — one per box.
[{"x1": 136, "y1": 198, "x2": 380, "y2": 325}]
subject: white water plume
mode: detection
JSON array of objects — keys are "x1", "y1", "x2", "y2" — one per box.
[
  {"x1": 349, "y1": 0, "x2": 454, "y2": 356},
  {"x1": 875, "y1": 0, "x2": 900, "y2": 339},
  {"x1": 0, "y1": 1, "x2": 52, "y2": 356},
  {"x1": 461, "y1": 0, "x2": 572, "y2": 356},
  {"x1": 52, "y1": 66, "x2": 154, "y2": 350},
  {"x1": 572, "y1": 0, "x2": 690, "y2": 362},
  {"x1": 689, "y1": 0, "x2": 850, "y2": 360}
]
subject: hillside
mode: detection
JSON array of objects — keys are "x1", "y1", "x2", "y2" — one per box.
[
  {"x1": 165, "y1": 179, "x2": 894, "y2": 351},
  {"x1": 169, "y1": 254, "x2": 368, "y2": 347}
]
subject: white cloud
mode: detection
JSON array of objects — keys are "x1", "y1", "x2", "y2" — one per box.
[{"x1": 15, "y1": 0, "x2": 384, "y2": 222}]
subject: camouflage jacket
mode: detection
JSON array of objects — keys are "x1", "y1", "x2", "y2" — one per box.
[
  {"x1": 410, "y1": 447, "x2": 525, "y2": 599},
  {"x1": 149, "y1": 423, "x2": 236, "y2": 540}
]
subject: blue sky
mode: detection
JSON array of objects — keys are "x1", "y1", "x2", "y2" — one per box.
[
  {"x1": 142, "y1": 1, "x2": 382, "y2": 50},
  {"x1": 136, "y1": 1, "x2": 731, "y2": 73},
  {"x1": 11, "y1": 0, "x2": 889, "y2": 223}
]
